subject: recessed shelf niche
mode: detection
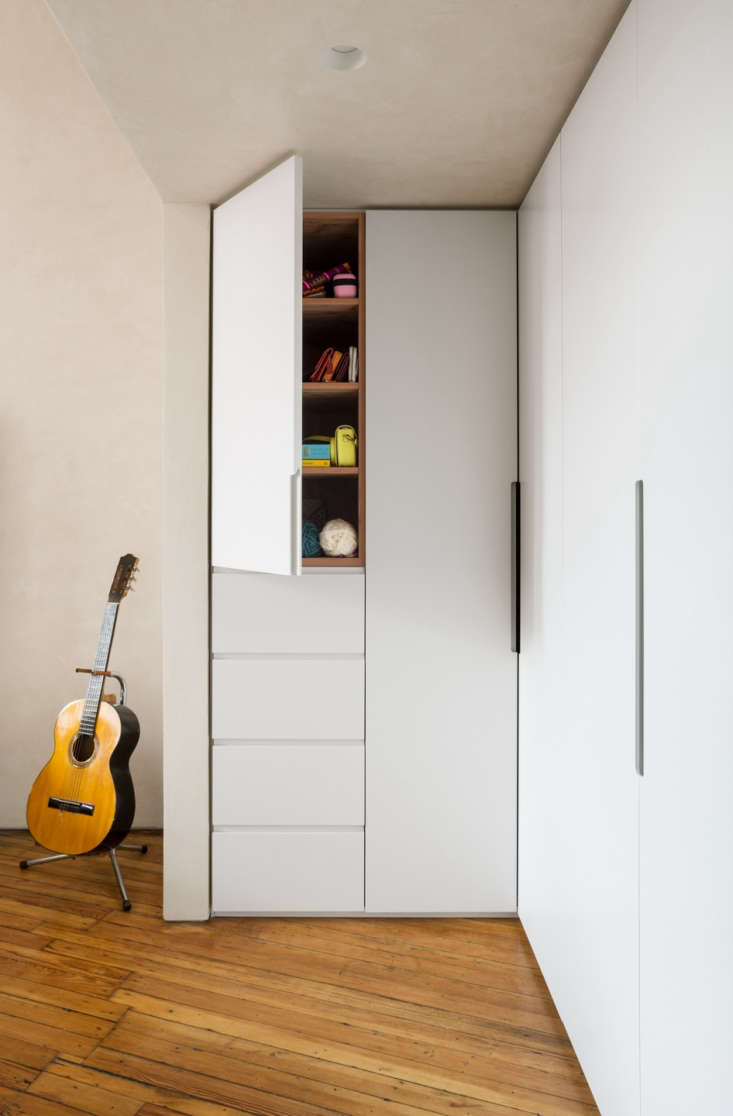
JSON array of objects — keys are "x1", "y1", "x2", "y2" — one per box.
[{"x1": 302, "y1": 211, "x2": 364, "y2": 567}]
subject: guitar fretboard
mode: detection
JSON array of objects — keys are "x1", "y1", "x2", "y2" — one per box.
[{"x1": 79, "y1": 602, "x2": 119, "y2": 736}]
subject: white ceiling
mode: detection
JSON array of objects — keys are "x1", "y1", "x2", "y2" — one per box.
[{"x1": 46, "y1": 0, "x2": 629, "y2": 207}]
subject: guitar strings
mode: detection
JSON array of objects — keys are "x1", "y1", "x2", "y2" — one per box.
[{"x1": 70, "y1": 603, "x2": 116, "y2": 812}]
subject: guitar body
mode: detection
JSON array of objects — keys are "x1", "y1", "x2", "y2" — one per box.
[{"x1": 26, "y1": 698, "x2": 140, "y2": 856}]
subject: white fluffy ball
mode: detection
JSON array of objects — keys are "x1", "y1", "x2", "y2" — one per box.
[{"x1": 319, "y1": 518, "x2": 358, "y2": 558}]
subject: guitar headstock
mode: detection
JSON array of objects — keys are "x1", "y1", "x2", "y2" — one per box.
[{"x1": 108, "y1": 554, "x2": 140, "y2": 602}]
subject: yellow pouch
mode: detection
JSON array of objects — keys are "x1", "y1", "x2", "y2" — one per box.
[{"x1": 333, "y1": 425, "x2": 357, "y2": 466}]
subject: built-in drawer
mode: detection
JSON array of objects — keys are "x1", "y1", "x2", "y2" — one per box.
[
  {"x1": 211, "y1": 829, "x2": 364, "y2": 912},
  {"x1": 212, "y1": 657, "x2": 364, "y2": 740},
  {"x1": 212, "y1": 743, "x2": 364, "y2": 826},
  {"x1": 212, "y1": 571, "x2": 364, "y2": 654}
]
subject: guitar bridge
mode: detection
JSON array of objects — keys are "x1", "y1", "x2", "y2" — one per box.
[{"x1": 47, "y1": 796, "x2": 95, "y2": 816}]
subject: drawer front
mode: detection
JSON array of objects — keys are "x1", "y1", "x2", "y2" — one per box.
[
  {"x1": 212, "y1": 743, "x2": 364, "y2": 826},
  {"x1": 212, "y1": 571, "x2": 364, "y2": 654},
  {"x1": 212, "y1": 829, "x2": 364, "y2": 912},
  {"x1": 212, "y1": 657, "x2": 364, "y2": 740}
]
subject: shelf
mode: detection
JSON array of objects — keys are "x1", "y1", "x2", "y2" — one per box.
[
  {"x1": 302, "y1": 211, "x2": 364, "y2": 566},
  {"x1": 302, "y1": 466, "x2": 358, "y2": 477},
  {"x1": 302, "y1": 557, "x2": 364, "y2": 568},
  {"x1": 302, "y1": 382, "x2": 359, "y2": 400},
  {"x1": 302, "y1": 298, "x2": 359, "y2": 321}
]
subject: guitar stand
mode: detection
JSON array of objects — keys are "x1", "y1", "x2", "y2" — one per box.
[
  {"x1": 19, "y1": 844, "x2": 147, "y2": 912},
  {"x1": 19, "y1": 671, "x2": 146, "y2": 911}
]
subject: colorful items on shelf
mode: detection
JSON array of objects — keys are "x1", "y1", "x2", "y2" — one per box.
[
  {"x1": 309, "y1": 346, "x2": 358, "y2": 383},
  {"x1": 333, "y1": 273, "x2": 358, "y2": 298},
  {"x1": 320, "y1": 518, "x2": 358, "y2": 558},
  {"x1": 310, "y1": 347, "x2": 349, "y2": 382},
  {"x1": 302, "y1": 520, "x2": 323, "y2": 557},
  {"x1": 332, "y1": 424, "x2": 357, "y2": 466},
  {"x1": 303, "y1": 426, "x2": 357, "y2": 468},
  {"x1": 302, "y1": 443, "x2": 331, "y2": 468},
  {"x1": 303, "y1": 262, "x2": 356, "y2": 298}
]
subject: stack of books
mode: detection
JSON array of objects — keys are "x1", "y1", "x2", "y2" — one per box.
[
  {"x1": 302, "y1": 442, "x2": 331, "y2": 468},
  {"x1": 309, "y1": 346, "x2": 358, "y2": 383}
]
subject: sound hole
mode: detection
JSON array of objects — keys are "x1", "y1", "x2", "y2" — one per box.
[{"x1": 72, "y1": 733, "x2": 96, "y2": 763}]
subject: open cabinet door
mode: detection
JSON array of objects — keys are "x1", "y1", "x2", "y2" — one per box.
[{"x1": 212, "y1": 155, "x2": 302, "y2": 574}]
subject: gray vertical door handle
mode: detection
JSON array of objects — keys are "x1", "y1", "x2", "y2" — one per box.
[
  {"x1": 635, "y1": 480, "x2": 644, "y2": 776},
  {"x1": 511, "y1": 482, "x2": 520, "y2": 653}
]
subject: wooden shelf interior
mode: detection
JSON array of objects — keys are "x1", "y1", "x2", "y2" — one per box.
[
  {"x1": 303, "y1": 382, "x2": 359, "y2": 400},
  {"x1": 303, "y1": 319, "x2": 358, "y2": 389},
  {"x1": 303, "y1": 213, "x2": 359, "y2": 274},
  {"x1": 303, "y1": 397, "x2": 358, "y2": 440},
  {"x1": 302, "y1": 211, "x2": 364, "y2": 569},
  {"x1": 302, "y1": 466, "x2": 358, "y2": 477},
  {"x1": 303, "y1": 556, "x2": 363, "y2": 567},
  {"x1": 302, "y1": 297, "x2": 358, "y2": 320}
]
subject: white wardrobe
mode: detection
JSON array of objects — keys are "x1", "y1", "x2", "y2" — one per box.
[
  {"x1": 210, "y1": 163, "x2": 518, "y2": 915},
  {"x1": 519, "y1": 1, "x2": 733, "y2": 1113}
]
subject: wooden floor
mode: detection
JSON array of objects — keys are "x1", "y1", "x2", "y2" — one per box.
[{"x1": 0, "y1": 831, "x2": 598, "y2": 1116}]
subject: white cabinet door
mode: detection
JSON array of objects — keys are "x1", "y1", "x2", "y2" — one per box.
[
  {"x1": 638, "y1": 2, "x2": 733, "y2": 1111},
  {"x1": 518, "y1": 8, "x2": 641, "y2": 1113},
  {"x1": 211, "y1": 155, "x2": 302, "y2": 574},
  {"x1": 517, "y1": 136, "x2": 570, "y2": 1019},
  {"x1": 556, "y1": 10, "x2": 640, "y2": 1115},
  {"x1": 365, "y1": 211, "x2": 517, "y2": 914}
]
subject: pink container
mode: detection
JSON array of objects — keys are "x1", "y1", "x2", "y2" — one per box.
[{"x1": 333, "y1": 273, "x2": 358, "y2": 298}]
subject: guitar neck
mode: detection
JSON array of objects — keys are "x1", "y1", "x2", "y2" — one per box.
[{"x1": 79, "y1": 601, "x2": 119, "y2": 735}]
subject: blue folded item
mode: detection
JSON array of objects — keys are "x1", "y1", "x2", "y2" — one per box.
[
  {"x1": 302, "y1": 443, "x2": 331, "y2": 460},
  {"x1": 302, "y1": 520, "x2": 323, "y2": 557}
]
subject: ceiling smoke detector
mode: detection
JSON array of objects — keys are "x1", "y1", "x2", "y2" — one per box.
[{"x1": 323, "y1": 45, "x2": 366, "y2": 71}]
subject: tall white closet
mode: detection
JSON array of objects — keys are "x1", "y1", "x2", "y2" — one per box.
[
  {"x1": 637, "y1": 1, "x2": 733, "y2": 1111},
  {"x1": 520, "y1": 10, "x2": 640, "y2": 1114},
  {"x1": 210, "y1": 170, "x2": 518, "y2": 915},
  {"x1": 366, "y1": 211, "x2": 517, "y2": 913},
  {"x1": 519, "y1": 1, "x2": 733, "y2": 1112}
]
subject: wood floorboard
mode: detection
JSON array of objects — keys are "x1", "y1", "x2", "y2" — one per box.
[
  {"x1": 90, "y1": 915, "x2": 547, "y2": 996},
  {"x1": 0, "y1": 1063, "x2": 37, "y2": 1093},
  {"x1": 43, "y1": 927, "x2": 565, "y2": 1035},
  {"x1": 0, "y1": 830, "x2": 598, "y2": 1115}
]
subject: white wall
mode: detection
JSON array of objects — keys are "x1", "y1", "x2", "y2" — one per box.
[{"x1": 0, "y1": 0, "x2": 164, "y2": 826}]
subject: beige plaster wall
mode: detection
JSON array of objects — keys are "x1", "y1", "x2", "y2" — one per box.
[{"x1": 0, "y1": 0, "x2": 164, "y2": 826}]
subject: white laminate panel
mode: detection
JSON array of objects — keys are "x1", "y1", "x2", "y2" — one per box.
[
  {"x1": 212, "y1": 743, "x2": 364, "y2": 826},
  {"x1": 365, "y1": 211, "x2": 517, "y2": 914},
  {"x1": 212, "y1": 829, "x2": 364, "y2": 912},
  {"x1": 638, "y1": 1, "x2": 733, "y2": 1111},
  {"x1": 517, "y1": 139, "x2": 568, "y2": 982},
  {"x1": 212, "y1": 571, "x2": 364, "y2": 654},
  {"x1": 520, "y1": 9, "x2": 641, "y2": 1115},
  {"x1": 211, "y1": 155, "x2": 302, "y2": 575},
  {"x1": 212, "y1": 657, "x2": 364, "y2": 740}
]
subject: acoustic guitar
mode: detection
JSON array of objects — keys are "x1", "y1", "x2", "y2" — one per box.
[{"x1": 26, "y1": 554, "x2": 140, "y2": 856}]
